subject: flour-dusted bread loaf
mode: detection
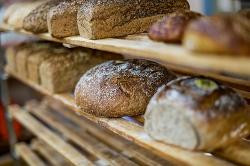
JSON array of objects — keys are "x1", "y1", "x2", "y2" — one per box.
[
  {"x1": 77, "y1": 0, "x2": 190, "y2": 39},
  {"x1": 39, "y1": 48, "x2": 121, "y2": 93},
  {"x1": 149, "y1": 10, "x2": 202, "y2": 43},
  {"x1": 47, "y1": 0, "x2": 86, "y2": 38},
  {"x1": 23, "y1": 0, "x2": 61, "y2": 33},
  {"x1": 145, "y1": 76, "x2": 250, "y2": 151},
  {"x1": 75, "y1": 59, "x2": 177, "y2": 117},
  {"x1": 6, "y1": 1, "x2": 44, "y2": 29},
  {"x1": 3, "y1": 2, "x2": 25, "y2": 23},
  {"x1": 183, "y1": 14, "x2": 250, "y2": 55}
]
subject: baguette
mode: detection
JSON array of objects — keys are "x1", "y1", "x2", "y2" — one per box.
[{"x1": 77, "y1": 0, "x2": 190, "y2": 39}]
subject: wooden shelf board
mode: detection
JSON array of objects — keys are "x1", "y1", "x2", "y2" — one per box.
[
  {"x1": 1, "y1": 23, "x2": 250, "y2": 78},
  {"x1": 7, "y1": 71, "x2": 237, "y2": 166}
]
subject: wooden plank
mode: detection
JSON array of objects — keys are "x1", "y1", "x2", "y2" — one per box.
[
  {"x1": 15, "y1": 143, "x2": 46, "y2": 166},
  {"x1": 7, "y1": 71, "x2": 236, "y2": 166},
  {"x1": 26, "y1": 102, "x2": 139, "y2": 166},
  {"x1": 1, "y1": 23, "x2": 250, "y2": 77},
  {"x1": 9, "y1": 106, "x2": 94, "y2": 166},
  {"x1": 31, "y1": 139, "x2": 73, "y2": 166}
]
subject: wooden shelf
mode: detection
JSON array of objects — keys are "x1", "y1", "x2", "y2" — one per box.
[
  {"x1": 8, "y1": 70, "x2": 250, "y2": 166},
  {"x1": 1, "y1": 23, "x2": 250, "y2": 79}
]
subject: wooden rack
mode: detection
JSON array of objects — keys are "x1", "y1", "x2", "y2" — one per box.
[
  {"x1": 6, "y1": 69, "x2": 250, "y2": 166},
  {"x1": 1, "y1": 22, "x2": 250, "y2": 166}
]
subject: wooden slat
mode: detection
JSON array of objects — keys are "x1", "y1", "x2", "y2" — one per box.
[
  {"x1": 1, "y1": 23, "x2": 250, "y2": 78},
  {"x1": 7, "y1": 73, "x2": 235, "y2": 165},
  {"x1": 31, "y1": 139, "x2": 73, "y2": 166},
  {"x1": 15, "y1": 143, "x2": 46, "y2": 166},
  {"x1": 9, "y1": 106, "x2": 94, "y2": 166},
  {"x1": 26, "y1": 102, "x2": 139, "y2": 166}
]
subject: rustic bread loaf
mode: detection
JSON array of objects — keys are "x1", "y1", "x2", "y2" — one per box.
[
  {"x1": 238, "y1": 9, "x2": 250, "y2": 20},
  {"x1": 47, "y1": 0, "x2": 86, "y2": 38},
  {"x1": 3, "y1": 2, "x2": 25, "y2": 23},
  {"x1": 75, "y1": 59, "x2": 177, "y2": 117},
  {"x1": 27, "y1": 43, "x2": 62, "y2": 83},
  {"x1": 5, "y1": 46, "x2": 18, "y2": 72},
  {"x1": 23, "y1": 0, "x2": 61, "y2": 33},
  {"x1": 145, "y1": 76, "x2": 250, "y2": 151},
  {"x1": 6, "y1": 1, "x2": 44, "y2": 29},
  {"x1": 183, "y1": 14, "x2": 250, "y2": 55},
  {"x1": 149, "y1": 10, "x2": 202, "y2": 43},
  {"x1": 39, "y1": 48, "x2": 121, "y2": 93},
  {"x1": 77, "y1": 0, "x2": 190, "y2": 39}
]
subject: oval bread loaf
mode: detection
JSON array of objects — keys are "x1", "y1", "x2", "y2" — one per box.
[
  {"x1": 75, "y1": 59, "x2": 177, "y2": 117},
  {"x1": 183, "y1": 14, "x2": 250, "y2": 55},
  {"x1": 145, "y1": 76, "x2": 250, "y2": 151}
]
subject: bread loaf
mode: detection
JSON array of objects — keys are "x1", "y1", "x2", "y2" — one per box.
[
  {"x1": 238, "y1": 9, "x2": 250, "y2": 20},
  {"x1": 149, "y1": 10, "x2": 202, "y2": 43},
  {"x1": 40, "y1": 48, "x2": 121, "y2": 93},
  {"x1": 5, "y1": 46, "x2": 18, "y2": 72},
  {"x1": 77, "y1": 0, "x2": 190, "y2": 39},
  {"x1": 6, "y1": 1, "x2": 44, "y2": 29},
  {"x1": 3, "y1": 2, "x2": 25, "y2": 23},
  {"x1": 145, "y1": 77, "x2": 250, "y2": 151},
  {"x1": 75, "y1": 59, "x2": 176, "y2": 117},
  {"x1": 183, "y1": 14, "x2": 250, "y2": 55},
  {"x1": 47, "y1": 0, "x2": 86, "y2": 38},
  {"x1": 23, "y1": 0, "x2": 61, "y2": 33}
]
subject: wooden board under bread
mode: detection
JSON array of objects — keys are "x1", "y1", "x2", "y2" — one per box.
[
  {"x1": 7, "y1": 70, "x2": 250, "y2": 166},
  {"x1": 1, "y1": 23, "x2": 250, "y2": 79}
]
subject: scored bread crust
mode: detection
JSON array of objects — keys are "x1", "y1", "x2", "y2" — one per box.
[
  {"x1": 149, "y1": 10, "x2": 202, "y2": 43},
  {"x1": 47, "y1": 0, "x2": 86, "y2": 38},
  {"x1": 75, "y1": 59, "x2": 177, "y2": 118},
  {"x1": 77, "y1": 0, "x2": 190, "y2": 39},
  {"x1": 183, "y1": 14, "x2": 250, "y2": 55},
  {"x1": 145, "y1": 76, "x2": 250, "y2": 151},
  {"x1": 23, "y1": 0, "x2": 61, "y2": 33}
]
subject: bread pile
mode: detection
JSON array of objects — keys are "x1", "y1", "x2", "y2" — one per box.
[
  {"x1": 5, "y1": 41, "x2": 122, "y2": 93},
  {"x1": 3, "y1": 0, "x2": 189, "y2": 38},
  {"x1": 149, "y1": 9, "x2": 250, "y2": 55}
]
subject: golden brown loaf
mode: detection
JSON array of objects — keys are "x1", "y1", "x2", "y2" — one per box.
[
  {"x1": 145, "y1": 77, "x2": 250, "y2": 151},
  {"x1": 47, "y1": 0, "x2": 86, "y2": 38},
  {"x1": 77, "y1": 0, "x2": 190, "y2": 39},
  {"x1": 23, "y1": 0, "x2": 61, "y2": 33},
  {"x1": 183, "y1": 14, "x2": 250, "y2": 55},
  {"x1": 40, "y1": 48, "x2": 122, "y2": 93},
  {"x1": 75, "y1": 59, "x2": 177, "y2": 117},
  {"x1": 149, "y1": 10, "x2": 202, "y2": 43},
  {"x1": 238, "y1": 9, "x2": 250, "y2": 20}
]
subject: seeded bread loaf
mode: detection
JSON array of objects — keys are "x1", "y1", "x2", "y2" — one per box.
[
  {"x1": 149, "y1": 10, "x2": 202, "y2": 43},
  {"x1": 23, "y1": 0, "x2": 61, "y2": 33},
  {"x1": 39, "y1": 48, "x2": 121, "y2": 93},
  {"x1": 77, "y1": 0, "x2": 190, "y2": 39},
  {"x1": 6, "y1": 1, "x2": 44, "y2": 29},
  {"x1": 145, "y1": 77, "x2": 250, "y2": 151},
  {"x1": 183, "y1": 14, "x2": 250, "y2": 55},
  {"x1": 47, "y1": 0, "x2": 86, "y2": 38},
  {"x1": 75, "y1": 59, "x2": 177, "y2": 117}
]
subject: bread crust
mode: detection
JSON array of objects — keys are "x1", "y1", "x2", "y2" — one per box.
[
  {"x1": 47, "y1": 0, "x2": 86, "y2": 38},
  {"x1": 183, "y1": 14, "x2": 250, "y2": 55},
  {"x1": 77, "y1": 0, "x2": 190, "y2": 39},
  {"x1": 75, "y1": 59, "x2": 177, "y2": 117},
  {"x1": 145, "y1": 76, "x2": 250, "y2": 151},
  {"x1": 149, "y1": 10, "x2": 202, "y2": 43},
  {"x1": 23, "y1": 0, "x2": 61, "y2": 33}
]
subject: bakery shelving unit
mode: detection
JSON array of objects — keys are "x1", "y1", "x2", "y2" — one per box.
[{"x1": 1, "y1": 10, "x2": 250, "y2": 166}]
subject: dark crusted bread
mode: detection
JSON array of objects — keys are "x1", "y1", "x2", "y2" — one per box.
[
  {"x1": 149, "y1": 10, "x2": 202, "y2": 43},
  {"x1": 145, "y1": 76, "x2": 250, "y2": 151},
  {"x1": 238, "y1": 9, "x2": 250, "y2": 20},
  {"x1": 47, "y1": 0, "x2": 86, "y2": 38},
  {"x1": 183, "y1": 14, "x2": 250, "y2": 55},
  {"x1": 75, "y1": 59, "x2": 177, "y2": 117},
  {"x1": 77, "y1": 0, "x2": 190, "y2": 39},
  {"x1": 23, "y1": 0, "x2": 62, "y2": 33}
]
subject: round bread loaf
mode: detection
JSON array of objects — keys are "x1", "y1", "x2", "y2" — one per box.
[
  {"x1": 75, "y1": 59, "x2": 176, "y2": 118},
  {"x1": 145, "y1": 76, "x2": 250, "y2": 151},
  {"x1": 183, "y1": 14, "x2": 250, "y2": 55},
  {"x1": 149, "y1": 10, "x2": 202, "y2": 43}
]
